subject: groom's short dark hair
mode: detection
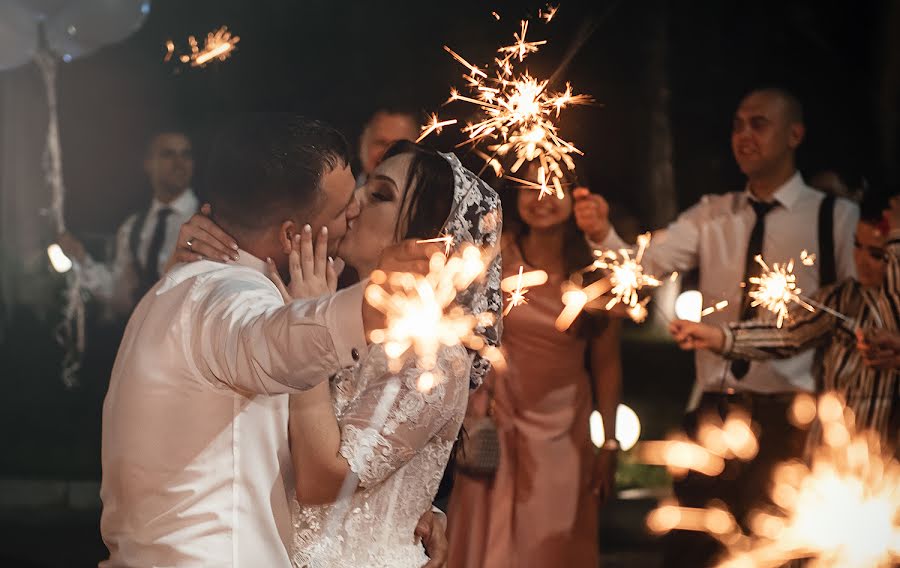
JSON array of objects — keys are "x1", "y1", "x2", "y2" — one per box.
[{"x1": 206, "y1": 113, "x2": 350, "y2": 235}]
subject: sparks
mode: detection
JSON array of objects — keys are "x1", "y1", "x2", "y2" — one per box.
[
  {"x1": 416, "y1": 235, "x2": 454, "y2": 256},
  {"x1": 163, "y1": 39, "x2": 175, "y2": 63},
  {"x1": 501, "y1": 266, "x2": 548, "y2": 315},
  {"x1": 591, "y1": 232, "x2": 664, "y2": 321},
  {"x1": 556, "y1": 233, "x2": 668, "y2": 329},
  {"x1": 701, "y1": 300, "x2": 730, "y2": 318},
  {"x1": 748, "y1": 255, "x2": 813, "y2": 328},
  {"x1": 497, "y1": 20, "x2": 547, "y2": 62},
  {"x1": 648, "y1": 393, "x2": 900, "y2": 568},
  {"x1": 801, "y1": 248, "x2": 817, "y2": 266},
  {"x1": 192, "y1": 26, "x2": 240, "y2": 66},
  {"x1": 365, "y1": 246, "x2": 496, "y2": 376},
  {"x1": 539, "y1": 4, "x2": 559, "y2": 23},
  {"x1": 555, "y1": 277, "x2": 613, "y2": 331},
  {"x1": 166, "y1": 26, "x2": 240, "y2": 69},
  {"x1": 417, "y1": 114, "x2": 458, "y2": 143},
  {"x1": 424, "y1": 13, "x2": 591, "y2": 197},
  {"x1": 748, "y1": 254, "x2": 854, "y2": 328},
  {"x1": 505, "y1": 173, "x2": 557, "y2": 200},
  {"x1": 636, "y1": 407, "x2": 758, "y2": 478}
]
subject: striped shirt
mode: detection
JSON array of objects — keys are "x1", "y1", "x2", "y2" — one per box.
[{"x1": 722, "y1": 231, "x2": 900, "y2": 444}]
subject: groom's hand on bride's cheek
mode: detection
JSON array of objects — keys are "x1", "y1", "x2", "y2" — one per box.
[{"x1": 416, "y1": 510, "x2": 448, "y2": 568}]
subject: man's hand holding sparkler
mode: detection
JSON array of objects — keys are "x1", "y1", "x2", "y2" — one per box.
[
  {"x1": 669, "y1": 320, "x2": 726, "y2": 353},
  {"x1": 573, "y1": 187, "x2": 612, "y2": 243}
]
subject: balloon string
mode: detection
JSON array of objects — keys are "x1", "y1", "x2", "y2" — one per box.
[{"x1": 36, "y1": 48, "x2": 84, "y2": 387}]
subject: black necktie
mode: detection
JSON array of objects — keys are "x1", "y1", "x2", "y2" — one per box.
[
  {"x1": 143, "y1": 207, "x2": 173, "y2": 288},
  {"x1": 731, "y1": 200, "x2": 778, "y2": 379}
]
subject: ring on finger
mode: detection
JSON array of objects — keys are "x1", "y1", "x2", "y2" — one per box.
[{"x1": 186, "y1": 239, "x2": 194, "y2": 251}]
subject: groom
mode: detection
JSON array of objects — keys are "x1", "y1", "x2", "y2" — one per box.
[{"x1": 100, "y1": 114, "x2": 445, "y2": 567}]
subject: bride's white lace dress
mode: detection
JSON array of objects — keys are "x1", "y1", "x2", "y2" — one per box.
[{"x1": 290, "y1": 343, "x2": 470, "y2": 568}]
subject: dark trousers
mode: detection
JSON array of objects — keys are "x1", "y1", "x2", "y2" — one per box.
[{"x1": 662, "y1": 392, "x2": 808, "y2": 567}]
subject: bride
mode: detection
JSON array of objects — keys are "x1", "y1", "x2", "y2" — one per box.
[
  {"x1": 284, "y1": 142, "x2": 502, "y2": 567},
  {"x1": 177, "y1": 141, "x2": 502, "y2": 567}
]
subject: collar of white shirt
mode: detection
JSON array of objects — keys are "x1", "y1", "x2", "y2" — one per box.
[
  {"x1": 744, "y1": 171, "x2": 807, "y2": 212},
  {"x1": 147, "y1": 188, "x2": 199, "y2": 218},
  {"x1": 234, "y1": 248, "x2": 268, "y2": 274}
]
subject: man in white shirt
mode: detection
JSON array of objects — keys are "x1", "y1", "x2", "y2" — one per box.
[
  {"x1": 100, "y1": 115, "x2": 442, "y2": 567},
  {"x1": 59, "y1": 129, "x2": 209, "y2": 316},
  {"x1": 574, "y1": 87, "x2": 859, "y2": 566}
]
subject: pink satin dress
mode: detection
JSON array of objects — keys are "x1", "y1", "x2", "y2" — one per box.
[{"x1": 447, "y1": 241, "x2": 599, "y2": 567}]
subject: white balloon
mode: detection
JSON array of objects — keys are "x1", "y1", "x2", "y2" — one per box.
[
  {"x1": 0, "y1": 0, "x2": 39, "y2": 71},
  {"x1": 46, "y1": 0, "x2": 150, "y2": 61}
]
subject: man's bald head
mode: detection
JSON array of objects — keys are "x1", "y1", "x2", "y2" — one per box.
[{"x1": 742, "y1": 87, "x2": 804, "y2": 125}]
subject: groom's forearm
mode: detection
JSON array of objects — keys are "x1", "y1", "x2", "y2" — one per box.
[{"x1": 190, "y1": 281, "x2": 367, "y2": 394}]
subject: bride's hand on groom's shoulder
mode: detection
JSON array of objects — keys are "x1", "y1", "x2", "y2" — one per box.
[
  {"x1": 165, "y1": 203, "x2": 240, "y2": 272},
  {"x1": 267, "y1": 225, "x2": 338, "y2": 302}
]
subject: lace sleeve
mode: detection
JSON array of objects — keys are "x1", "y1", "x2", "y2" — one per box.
[{"x1": 338, "y1": 344, "x2": 470, "y2": 488}]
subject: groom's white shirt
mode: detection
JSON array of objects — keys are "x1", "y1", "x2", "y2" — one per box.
[{"x1": 100, "y1": 251, "x2": 365, "y2": 567}]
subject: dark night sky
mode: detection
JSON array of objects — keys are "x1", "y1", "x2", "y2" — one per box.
[{"x1": 55, "y1": 0, "x2": 891, "y2": 241}]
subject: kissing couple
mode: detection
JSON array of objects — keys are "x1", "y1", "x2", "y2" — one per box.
[{"x1": 99, "y1": 114, "x2": 502, "y2": 567}]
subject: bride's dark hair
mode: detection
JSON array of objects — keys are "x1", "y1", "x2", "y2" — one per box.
[{"x1": 381, "y1": 140, "x2": 455, "y2": 241}]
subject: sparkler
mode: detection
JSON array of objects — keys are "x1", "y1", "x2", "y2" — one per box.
[
  {"x1": 505, "y1": 173, "x2": 557, "y2": 199},
  {"x1": 365, "y1": 246, "x2": 498, "y2": 382},
  {"x1": 593, "y1": 233, "x2": 662, "y2": 314},
  {"x1": 748, "y1": 254, "x2": 854, "y2": 328},
  {"x1": 416, "y1": 235, "x2": 454, "y2": 256},
  {"x1": 417, "y1": 114, "x2": 458, "y2": 144},
  {"x1": 701, "y1": 300, "x2": 730, "y2": 318},
  {"x1": 163, "y1": 39, "x2": 175, "y2": 63},
  {"x1": 635, "y1": 408, "x2": 758, "y2": 478},
  {"x1": 164, "y1": 26, "x2": 240, "y2": 69},
  {"x1": 647, "y1": 393, "x2": 900, "y2": 568},
  {"x1": 422, "y1": 10, "x2": 592, "y2": 198},
  {"x1": 539, "y1": 4, "x2": 560, "y2": 23},
  {"x1": 555, "y1": 233, "x2": 672, "y2": 328},
  {"x1": 501, "y1": 266, "x2": 549, "y2": 315},
  {"x1": 555, "y1": 276, "x2": 613, "y2": 331}
]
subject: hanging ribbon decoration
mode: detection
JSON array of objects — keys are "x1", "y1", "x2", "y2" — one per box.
[{"x1": 35, "y1": 49, "x2": 86, "y2": 387}]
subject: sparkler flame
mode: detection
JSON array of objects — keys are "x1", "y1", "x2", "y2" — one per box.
[
  {"x1": 646, "y1": 392, "x2": 900, "y2": 568},
  {"x1": 701, "y1": 300, "x2": 730, "y2": 318},
  {"x1": 556, "y1": 233, "x2": 669, "y2": 329},
  {"x1": 417, "y1": 114, "x2": 458, "y2": 143},
  {"x1": 591, "y1": 232, "x2": 663, "y2": 323},
  {"x1": 501, "y1": 266, "x2": 549, "y2": 315},
  {"x1": 748, "y1": 255, "x2": 814, "y2": 328},
  {"x1": 192, "y1": 26, "x2": 240, "y2": 66},
  {"x1": 416, "y1": 235, "x2": 454, "y2": 256},
  {"x1": 165, "y1": 26, "x2": 240, "y2": 69},
  {"x1": 635, "y1": 408, "x2": 758, "y2": 478},
  {"x1": 746, "y1": 254, "x2": 856, "y2": 328},
  {"x1": 539, "y1": 4, "x2": 559, "y2": 23},
  {"x1": 365, "y1": 246, "x2": 499, "y2": 385},
  {"x1": 423, "y1": 12, "x2": 591, "y2": 198}
]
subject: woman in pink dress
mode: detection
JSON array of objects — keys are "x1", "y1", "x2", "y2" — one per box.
[{"x1": 447, "y1": 169, "x2": 623, "y2": 568}]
